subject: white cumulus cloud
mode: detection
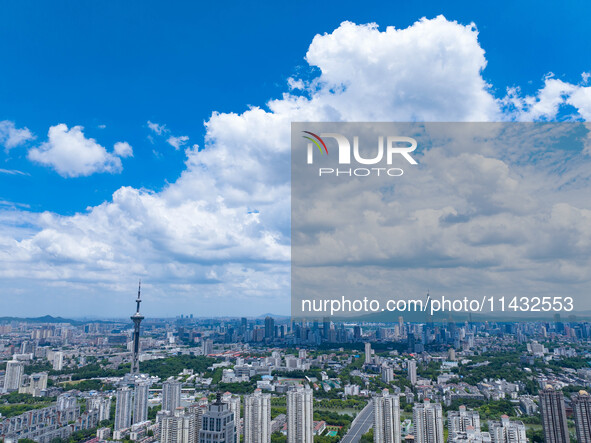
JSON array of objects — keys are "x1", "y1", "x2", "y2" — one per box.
[
  {"x1": 27, "y1": 124, "x2": 130, "y2": 177},
  {"x1": 114, "y1": 141, "x2": 133, "y2": 158},
  {"x1": 0, "y1": 120, "x2": 35, "y2": 151}
]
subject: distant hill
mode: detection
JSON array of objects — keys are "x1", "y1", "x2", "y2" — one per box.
[{"x1": 0, "y1": 315, "x2": 81, "y2": 325}]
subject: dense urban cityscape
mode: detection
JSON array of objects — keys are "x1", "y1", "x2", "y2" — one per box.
[{"x1": 1, "y1": 289, "x2": 591, "y2": 443}]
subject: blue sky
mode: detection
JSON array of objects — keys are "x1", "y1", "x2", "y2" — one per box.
[
  {"x1": 2, "y1": 0, "x2": 590, "y2": 213},
  {"x1": 1, "y1": 1, "x2": 591, "y2": 317}
]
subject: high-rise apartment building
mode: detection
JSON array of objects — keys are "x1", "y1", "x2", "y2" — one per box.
[
  {"x1": 133, "y1": 381, "x2": 150, "y2": 424},
  {"x1": 202, "y1": 339, "x2": 214, "y2": 356},
  {"x1": 162, "y1": 380, "x2": 182, "y2": 413},
  {"x1": 381, "y1": 366, "x2": 394, "y2": 383},
  {"x1": 18, "y1": 372, "x2": 48, "y2": 397},
  {"x1": 244, "y1": 389, "x2": 271, "y2": 443},
  {"x1": 407, "y1": 360, "x2": 417, "y2": 385},
  {"x1": 222, "y1": 392, "x2": 241, "y2": 435},
  {"x1": 572, "y1": 390, "x2": 591, "y2": 443},
  {"x1": 488, "y1": 416, "x2": 527, "y2": 443},
  {"x1": 413, "y1": 399, "x2": 444, "y2": 443},
  {"x1": 373, "y1": 389, "x2": 401, "y2": 443},
  {"x1": 188, "y1": 398, "x2": 209, "y2": 440},
  {"x1": 52, "y1": 351, "x2": 64, "y2": 371},
  {"x1": 365, "y1": 343, "x2": 372, "y2": 364},
  {"x1": 161, "y1": 407, "x2": 195, "y2": 443},
  {"x1": 3, "y1": 360, "x2": 24, "y2": 392},
  {"x1": 448, "y1": 406, "x2": 481, "y2": 437},
  {"x1": 287, "y1": 384, "x2": 313, "y2": 443},
  {"x1": 115, "y1": 387, "x2": 133, "y2": 431},
  {"x1": 539, "y1": 386, "x2": 569, "y2": 443},
  {"x1": 87, "y1": 395, "x2": 111, "y2": 422}
]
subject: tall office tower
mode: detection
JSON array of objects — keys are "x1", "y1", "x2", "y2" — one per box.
[
  {"x1": 3, "y1": 360, "x2": 24, "y2": 392},
  {"x1": 161, "y1": 407, "x2": 196, "y2": 443},
  {"x1": 539, "y1": 386, "x2": 569, "y2": 443},
  {"x1": 572, "y1": 390, "x2": 591, "y2": 442},
  {"x1": 87, "y1": 396, "x2": 112, "y2": 421},
  {"x1": 133, "y1": 381, "x2": 150, "y2": 424},
  {"x1": 407, "y1": 360, "x2": 417, "y2": 385},
  {"x1": 115, "y1": 387, "x2": 133, "y2": 431},
  {"x1": 199, "y1": 394, "x2": 236, "y2": 443},
  {"x1": 52, "y1": 351, "x2": 64, "y2": 370},
  {"x1": 287, "y1": 385, "x2": 313, "y2": 443},
  {"x1": 488, "y1": 416, "x2": 527, "y2": 443},
  {"x1": 222, "y1": 392, "x2": 241, "y2": 435},
  {"x1": 130, "y1": 280, "x2": 144, "y2": 374},
  {"x1": 353, "y1": 325, "x2": 362, "y2": 340},
  {"x1": 365, "y1": 342, "x2": 372, "y2": 364},
  {"x1": 321, "y1": 317, "x2": 330, "y2": 340},
  {"x1": 241, "y1": 317, "x2": 248, "y2": 334},
  {"x1": 244, "y1": 389, "x2": 271, "y2": 443},
  {"x1": 413, "y1": 399, "x2": 444, "y2": 443},
  {"x1": 448, "y1": 406, "x2": 481, "y2": 437},
  {"x1": 162, "y1": 380, "x2": 182, "y2": 413},
  {"x1": 373, "y1": 389, "x2": 401, "y2": 443},
  {"x1": 264, "y1": 316, "x2": 275, "y2": 340}
]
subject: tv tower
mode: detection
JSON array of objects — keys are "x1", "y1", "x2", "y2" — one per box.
[{"x1": 130, "y1": 280, "x2": 144, "y2": 374}]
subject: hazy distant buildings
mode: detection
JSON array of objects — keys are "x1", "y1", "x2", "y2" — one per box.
[
  {"x1": 539, "y1": 386, "x2": 569, "y2": 443},
  {"x1": 413, "y1": 399, "x2": 444, "y2": 443},
  {"x1": 244, "y1": 389, "x2": 271, "y2": 443},
  {"x1": 115, "y1": 387, "x2": 133, "y2": 430},
  {"x1": 287, "y1": 385, "x2": 313, "y2": 443},
  {"x1": 162, "y1": 380, "x2": 182, "y2": 413},
  {"x1": 373, "y1": 389, "x2": 401, "y2": 443},
  {"x1": 572, "y1": 390, "x2": 591, "y2": 443},
  {"x1": 3, "y1": 360, "x2": 24, "y2": 392}
]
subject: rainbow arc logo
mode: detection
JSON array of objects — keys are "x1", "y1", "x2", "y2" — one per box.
[{"x1": 302, "y1": 131, "x2": 328, "y2": 155}]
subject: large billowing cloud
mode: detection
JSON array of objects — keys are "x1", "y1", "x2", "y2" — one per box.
[{"x1": 2, "y1": 16, "x2": 591, "y2": 316}]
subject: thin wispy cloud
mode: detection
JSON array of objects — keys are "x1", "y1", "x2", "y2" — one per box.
[{"x1": 0, "y1": 168, "x2": 29, "y2": 176}]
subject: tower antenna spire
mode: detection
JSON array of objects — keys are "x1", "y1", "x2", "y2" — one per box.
[
  {"x1": 130, "y1": 279, "x2": 145, "y2": 374},
  {"x1": 136, "y1": 279, "x2": 142, "y2": 313}
]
